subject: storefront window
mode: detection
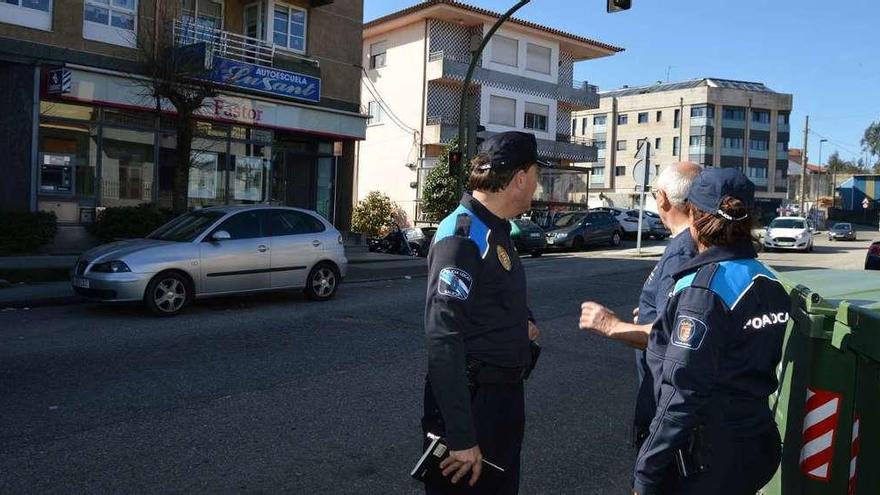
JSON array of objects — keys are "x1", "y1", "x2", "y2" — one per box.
[
  {"x1": 158, "y1": 132, "x2": 228, "y2": 209},
  {"x1": 100, "y1": 127, "x2": 155, "y2": 207},
  {"x1": 229, "y1": 137, "x2": 272, "y2": 204},
  {"x1": 315, "y1": 157, "x2": 333, "y2": 220}
]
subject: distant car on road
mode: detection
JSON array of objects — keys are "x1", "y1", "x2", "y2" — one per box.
[
  {"x1": 591, "y1": 207, "x2": 652, "y2": 239},
  {"x1": 866, "y1": 241, "x2": 880, "y2": 270},
  {"x1": 828, "y1": 222, "x2": 856, "y2": 241},
  {"x1": 405, "y1": 227, "x2": 436, "y2": 257},
  {"x1": 544, "y1": 210, "x2": 622, "y2": 250},
  {"x1": 510, "y1": 218, "x2": 546, "y2": 257},
  {"x1": 763, "y1": 216, "x2": 814, "y2": 252},
  {"x1": 642, "y1": 210, "x2": 671, "y2": 240},
  {"x1": 71, "y1": 206, "x2": 347, "y2": 316}
]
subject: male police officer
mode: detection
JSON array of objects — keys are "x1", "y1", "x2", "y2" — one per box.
[{"x1": 422, "y1": 131, "x2": 546, "y2": 494}]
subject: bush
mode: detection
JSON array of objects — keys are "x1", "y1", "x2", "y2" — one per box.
[
  {"x1": 90, "y1": 204, "x2": 171, "y2": 242},
  {"x1": 0, "y1": 210, "x2": 57, "y2": 255},
  {"x1": 351, "y1": 191, "x2": 396, "y2": 237}
]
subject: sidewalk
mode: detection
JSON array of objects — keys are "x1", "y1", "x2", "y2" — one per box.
[{"x1": 0, "y1": 251, "x2": 427, "y2": 309}]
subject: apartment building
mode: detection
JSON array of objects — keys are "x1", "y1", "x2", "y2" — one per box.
[
  {"x1": 359, "y1": 0, "x2": 622, "y2": 223},
  {"x1": 0, "y1": 0, "x2": 366, "y2": 250},
  {"x1": 572, "y1": 78, "x2": 793, "y2": 220}
]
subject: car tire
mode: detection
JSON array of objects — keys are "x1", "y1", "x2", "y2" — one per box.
[
  {"x1": 610, "y1": 230, "x2": 622, "y2": 247},
  {"x1": 571, "y1": 236, "x2": 585, "y2": 251},
  {"x1": 144, "y1": 271, "x2": 192, "y2": 317},
  {"x1": 530, "y1": 250, "x2": 543, "y2": 258},
  {"x1": 807, "y1": 242, "x2": 814, "y2": 253},
  {"x1": 304, "y1": 262, "x2": 340, "y2": 301},
  {"x1": 410, "y1": 243, "x2": 424, "y2": 257}
]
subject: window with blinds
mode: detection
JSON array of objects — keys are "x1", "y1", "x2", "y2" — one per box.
[
  {"x1": 526, "y1": 43, "x2": 551, "y2": 74},
  {"x1": 489, "y1": 95, "x2": 517, "y2": 127},
  {"x1": 491, "y1": 35, "x2": 518, "y2": 67}
]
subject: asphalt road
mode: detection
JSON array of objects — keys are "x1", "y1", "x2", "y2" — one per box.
[{"x1": 0, "y1": 231, "x2": 873, "y2": 494}]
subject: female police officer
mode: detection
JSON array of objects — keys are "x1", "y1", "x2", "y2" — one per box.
[{"x1": 632, "y1": 168, "x2": 789, "y2": 495}]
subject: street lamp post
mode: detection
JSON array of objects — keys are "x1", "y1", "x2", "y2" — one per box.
[
  {"x1": 817, "y1": 138, "x2": 827, "y2": 222},
  {"x1": 456, "y1": 0, "x2": 532, "y2": 197}
]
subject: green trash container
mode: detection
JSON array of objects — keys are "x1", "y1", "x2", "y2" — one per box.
[{"x1": 763, "y1": 269, "x2": 880, "y2": 495}]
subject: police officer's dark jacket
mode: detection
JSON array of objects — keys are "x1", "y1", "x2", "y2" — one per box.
[
  {"x1": 633, "y1": 240, "x2": 789, "y2": 494},
  {"x1": 424, "y1": 193, "x2": 531, "y2": 450}
]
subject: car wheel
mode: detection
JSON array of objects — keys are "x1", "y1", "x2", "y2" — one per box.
[
  {"x1": 530, "y1": 250, "x2": 543, "y2": 258},
  {"x1": 304, "y1": 262, "x2": 340, "y2": 301},
  {"x1": 144, "y1": 271, "x2": 192, "y2": 317},
  {"x1": 610, "y1": 231, "x2": 622, "y2": 247},
  {"x1": 410, "y1": 243, "x2": 423, "y2": 257},
  {"x1": 571, "y1": 236, "x2": 585, "y2": 251},
  {"x1": 807, "y1": 242, "x2": 814, "y2": 253}
]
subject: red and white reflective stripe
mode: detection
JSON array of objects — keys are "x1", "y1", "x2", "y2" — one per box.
[
  {"x1": 800, "y1": 387, "x2": 842, "y2": 481},
  {"x1": 849, "y1": 415, "x2": 860, "y2": 495}
]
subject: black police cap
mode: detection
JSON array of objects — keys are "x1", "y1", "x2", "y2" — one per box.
[{"x1": 476, "y1": 131, "x2": 552, "y2": 171}]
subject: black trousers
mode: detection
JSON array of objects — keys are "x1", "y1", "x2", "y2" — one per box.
[
  {"x1": 658, "y1": 426, "x2": 781, "y2": 495},
  {"x1": 422, "y1": 380, "x2": 525, "y2": 495}
]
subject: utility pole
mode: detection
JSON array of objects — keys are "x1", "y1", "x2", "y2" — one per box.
[{"x1": 799, "y1": 115, "x2": 809, "y2": 215}]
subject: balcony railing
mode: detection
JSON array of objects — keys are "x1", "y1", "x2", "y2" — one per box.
[{"x1": 173, "y1": 19, "x2": 275, "y2": 67}]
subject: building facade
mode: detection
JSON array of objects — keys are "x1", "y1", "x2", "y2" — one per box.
[
  {"x1": 0, "y1": 0, "x2": 366, "y2": 251},
  {"x1": 572, "y1": 78, "x2": 793, "y2": 220},
  {"x1": 358, "y1": 0, "x2": 622, "y2": 224}
]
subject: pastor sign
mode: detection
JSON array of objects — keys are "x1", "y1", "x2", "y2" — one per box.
[{"x1": 208, "y1": 57, "x2": 320, "y2": 104}]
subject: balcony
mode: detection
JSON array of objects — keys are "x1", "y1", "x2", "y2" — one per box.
[
  {"x1": 750, "y1": 121, "x2": 771, "y2": 132},
  {"x1": 593, "y1": 124, "x2": 606, "y2": 134},
  {"x1": 690, "y1": 116, "x2": 714, "y2": 128},
  {"x1": 749, "y1": 149, "x2": 769, "y2": 159},
  {"x1": 174, "y1": 19, "x2": 275, "y2": 67},
  {"x1": 722, "y1": 118, "x2": 746, "y2": 129},
  {"x1": 721, "y1": 146, "x2": 744, "y2": 157},
  {"x1": 778, "y1": 123, "x2": 790, "y2": 133},
  {"x1": 749, "y1": 176, "x2": 769, "y2": 187},
  {"x1": 426, "y1": 51, "x2": 599, "y2": 109},
  {"x1": 172, "y1": 19, "x2": 320, "y2": 72},
  {"x1": 689, "y1": 145, "x2": 714, "y2": 155}
]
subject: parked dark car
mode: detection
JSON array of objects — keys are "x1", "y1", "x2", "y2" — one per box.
[
  {"x1": 405, "y1": 227, "x2": 436, "y2": 257},
  {"x1": 642, "y1": 210, "x2": 671, "y2": 239},
  {"x1": 510, "y1": 218, "x2": 546, "y2": 257},
  {"x1": 544, "y1": 211, "x2": 622, "y2": 250},
  {"x1": 828, "y1": 222, "x2": 856, "y2": 241},
  {"x1": 866, "y1": 241, "x2": 880, "y2": 270}
]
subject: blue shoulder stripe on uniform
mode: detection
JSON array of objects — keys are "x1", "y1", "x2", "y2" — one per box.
[
  {"x1": 432, "y1": 205, "x2": 491, "y2": 258},
  {"x1": 705, "y1": 259, "x2": 778, "y2": 309},
  {"x1": 673, "y1": 272, "x2": 697, "y2": 295}
]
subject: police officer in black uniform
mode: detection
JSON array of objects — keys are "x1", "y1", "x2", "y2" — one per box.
[
  {"x1": 422, "y1": 131, "x2": 547, "y2": 494},
  {"x1": 633, "y1": 168, "x2": 789, "y2": 495}
]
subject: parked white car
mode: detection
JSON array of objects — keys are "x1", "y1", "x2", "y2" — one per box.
[
  {"x1": 763, "y1": 216, "x2": 814, "y2": 252},
  {"x1": 591, "y1": 207, "x2": 653, "y2": 238}
]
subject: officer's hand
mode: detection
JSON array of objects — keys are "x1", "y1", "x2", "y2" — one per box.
[
  {"x1": 579, "y1": 301, "x2": 621, "y2": 337},
  {"x1": 440, "y1": 445, "x2": 483, "y2": 486},
  {"x1": 528, "y1": 320, "x2": 540, "y2": 341},
  {"x1": 632, "y1": 307, "x2": 639, "y2": 324}
]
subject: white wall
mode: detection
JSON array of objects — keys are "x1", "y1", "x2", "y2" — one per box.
[{"x1": 358, "y1": 21, "x2": 428, "y2": 225}]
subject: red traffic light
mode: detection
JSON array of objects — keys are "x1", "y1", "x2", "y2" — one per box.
[{"x1": 448, "y1": 151, "x2": 463, "y2": 177}]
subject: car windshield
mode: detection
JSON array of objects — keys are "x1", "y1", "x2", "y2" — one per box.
[
  {"x1": 147, "y1": 211, "x2": 226, "y2": 242},
  {"x1": 513, "y1": 219, "x2": 536, "y2": 229},
  {"x1": 833, "y1": 224, "x2": 851, "y2": 231},
  {"x1": 770, "y1": 219, "x2": 806, "y2": 229},
  {"x1": 553, "y1": 213, "x2": 585, "y2": 228}
]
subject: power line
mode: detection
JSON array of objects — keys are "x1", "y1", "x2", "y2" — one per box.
[
  {"x1": 360, "y1": 67, "x2": 419, "y2": 135},
  {"x1": 808, "y1": 129, "x2": 862, "y2": 158}
]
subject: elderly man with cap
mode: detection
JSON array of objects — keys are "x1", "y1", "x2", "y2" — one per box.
[
  {"x1": 421, "y1": 131, "x2": 547, "y2": 494},
  {"x1": 631, "y1": 167, "x2": 789, "y2": 495}
]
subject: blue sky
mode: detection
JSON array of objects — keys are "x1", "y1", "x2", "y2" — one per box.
[{"x1": 364, "y1": 0, "x2": 880, "y2": 165}]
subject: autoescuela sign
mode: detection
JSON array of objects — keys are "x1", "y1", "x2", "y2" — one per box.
[{"x1": 208, "y1": 57, "x2": 321, "y2": 104}]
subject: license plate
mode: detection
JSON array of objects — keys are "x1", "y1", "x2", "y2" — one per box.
[
  {"x1": 530, "y1": 233, "x2": 541, "y2": 238},
  {"x1": 73, "y1": 277, "x2": 90, "y2": 289},
  {"x1": 778, "y1": 242, "x2": 794, "y2": 247}
]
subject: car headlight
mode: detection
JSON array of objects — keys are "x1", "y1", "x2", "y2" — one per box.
[
  {"x1": 555, "y1": 232, "x2": 568, "y2": 239},
  {"x1": 91, "y1": 261, "x2": 132, "y2": 273}
]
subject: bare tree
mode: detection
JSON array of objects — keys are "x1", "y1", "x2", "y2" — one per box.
[{"x1": 135, "y1": 3, "x2": 219, "y2": 215}]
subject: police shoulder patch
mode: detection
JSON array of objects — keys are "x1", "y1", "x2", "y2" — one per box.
[
  {"x1": 671, "y1": 315, "x2": 708, "y2": 350},
  {"x1": 438, "y1": 267, "x2": 473, "y2": 301}
]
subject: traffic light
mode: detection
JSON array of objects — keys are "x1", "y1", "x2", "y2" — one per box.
[
  {"x1": 448, "y1": 150, "x2": 462, "y2": 177},
  {"x1": 607, "y1": 0, "x2": 631, "y2": 13}
]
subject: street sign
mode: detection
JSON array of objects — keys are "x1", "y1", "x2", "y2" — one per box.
[
  {"x1": 46, "y1": 68, "x2": 71, "y2": 95},
  {"x1": 863, "y1": 197, "x2": 870, "y2": 209},
  {"x1": 632, "y1": 161, "x2": 657, "y2": 186}
]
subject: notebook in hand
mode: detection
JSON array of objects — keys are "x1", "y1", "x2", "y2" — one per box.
[{"x1": 411, "y1": 433, "x2": 506, "y2": 488}]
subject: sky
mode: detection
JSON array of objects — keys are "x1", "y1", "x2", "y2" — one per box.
[{"x1": 364, "y1": 0, "x2": 880, "y2": 165}]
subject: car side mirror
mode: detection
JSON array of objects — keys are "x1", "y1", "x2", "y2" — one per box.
[{"x1": 211, "y1": 230, "x2": 232, "y2": 242}]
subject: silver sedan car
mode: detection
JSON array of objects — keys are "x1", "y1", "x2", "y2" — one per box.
[{"x1": 71, "y1": 206, "x2": 348, "y2": 316}]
